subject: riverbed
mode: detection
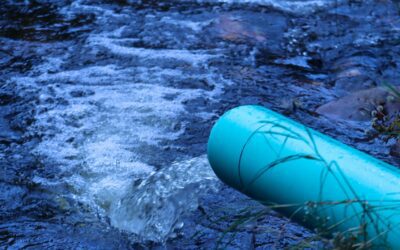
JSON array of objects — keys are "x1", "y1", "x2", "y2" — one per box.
[{"x1": 1, "y1": 0, "x2": 400, "y2": 249}]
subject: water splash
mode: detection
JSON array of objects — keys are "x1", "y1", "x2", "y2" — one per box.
[{"x1": 109, "y1": 155, "x2": 218, "y2": 242}]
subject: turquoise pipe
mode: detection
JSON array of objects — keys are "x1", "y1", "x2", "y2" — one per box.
[{"x1": 207, "y1": 105, "x2": 400, "y2": 248}]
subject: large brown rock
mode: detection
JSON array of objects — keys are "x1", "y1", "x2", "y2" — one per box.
[{"x1": 316, "y1": 87, "x2": 400, "y2": 121}]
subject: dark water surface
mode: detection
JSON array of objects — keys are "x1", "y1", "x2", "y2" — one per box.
[{"x1": 2, "y1": 0, "x2": 400, "y2": 249}]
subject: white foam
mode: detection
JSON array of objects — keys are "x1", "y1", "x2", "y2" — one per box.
[
  {"x1": 161, "y1": 16, "x2": 214, "y2": 32},
  {"x1": 197, "y1": 0, "x2": 346, "y2": 13},
  {"x1": 11, "y1": 1, "x2": 231, "y2": 242},
  {"x1": 24, "y1": 59, "x2": 220, "y2": 222},
  {"x1": 88, "y1": 33, "x2": 218, "y2": 65}
]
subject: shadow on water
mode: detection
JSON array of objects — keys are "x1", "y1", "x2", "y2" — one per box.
[{"x1": 0, "y1": 1, "x2": 94, "y2": 41}]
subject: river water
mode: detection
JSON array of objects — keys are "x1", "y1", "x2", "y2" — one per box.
[{"x1": 1, "y1": 0, "x2": 400, "y2": 249}]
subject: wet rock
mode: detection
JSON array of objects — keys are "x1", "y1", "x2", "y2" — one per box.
[
  {"x1": 0, "y1": 219, "x2": 134, "y2": 250},
  {"x1": 166, "y1": 185, "x2": 320, "y2": 249},
  {"x1": 316, "y1": 87, "x2": 400, "y2": 121},
  {"x1": 168, "y1": 78, "x2": 215, "y2": 91},
  {"x1": 278, "y1": 97, "x2": 303, "y2": 115},
  {"x1": 0, "y1": 116, "x2": 16, "y2": 139},
  {"x1": 331, "y1": 54, "x2": 379, "y2": 72},
  {"x1": 328, "y1": 55, "x2": 379, "y2": 94},
  {"x1": 274, "y1": 56, "x2": 314, "y2": 70},
  {"x1": 333, "y1": 74, "x2": 376, "y2": 95},
  {"x1": 390, "y1": 139, "x2": 400, "y2": 158},
  {"x1": 0, "y1": 93, "x2": 14, "y2": 106},
  {"x1": 254, "y1": 47, "x2": 281, "y2": 64},
  {"x1": 0, "y1": 184, "x2": 27, "y2": 214},
  {"x1": 215, "y1": 15, "x2": 267, "y2": 43},
  {"x1": 0, "y1": 50, "x2": 12, "y2": 67},
  {"x1": 0, "y1": 1, "x2": 95, "y2": 41},
  {"x1": 69, "y1": 89, "x2": 95, "y2": 98},
  {"x1": 212, "y1": 12, "x2": 287, "y2": 48}
]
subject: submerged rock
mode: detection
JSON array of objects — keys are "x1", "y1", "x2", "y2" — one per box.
[
  {"x1": 215, "y1": 14, "x2": 267, "y2": 43},
  {"x1": 212, "y1": 11, "x2": 287, "y2": 48}
]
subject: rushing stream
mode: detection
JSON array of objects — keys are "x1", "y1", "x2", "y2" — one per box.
[{"x1": 2, "y1": 0, "x2": 400, "y2": 249}]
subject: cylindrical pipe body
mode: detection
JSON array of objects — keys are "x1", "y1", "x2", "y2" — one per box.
[{"x1": 207, "y1": 105, "x2": 400, "y2": 248}]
